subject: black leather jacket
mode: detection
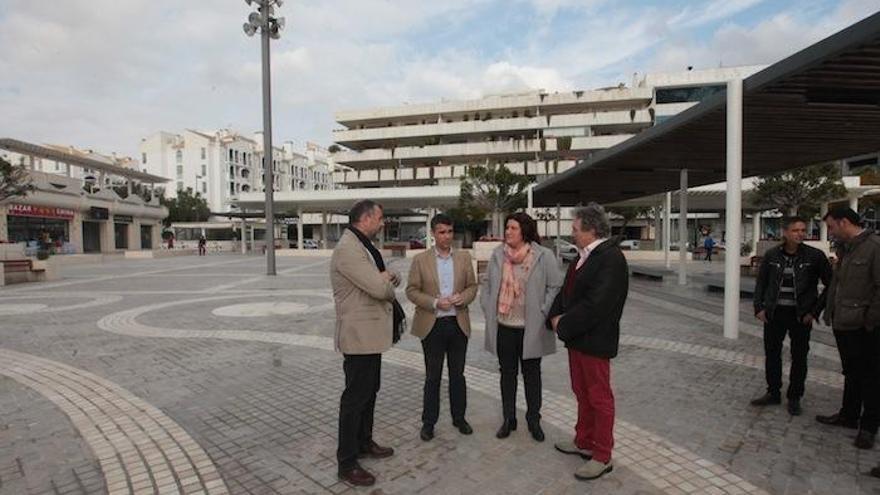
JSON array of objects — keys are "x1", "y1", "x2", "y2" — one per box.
[{"x1": 754, "y1": 243, "x2": 832, "y2": 320}]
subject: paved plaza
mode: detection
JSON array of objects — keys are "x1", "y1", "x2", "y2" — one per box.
[{"x1": 1, "y1": 254, "x2": 879, "y2": 494}]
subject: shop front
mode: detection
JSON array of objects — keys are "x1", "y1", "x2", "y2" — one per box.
[
  {"x1": 114, "y1": 214, "x2": 132, "y2": 250},
  {"x1": 5, "y1": 203, "x2": 75, "y2": 253}
]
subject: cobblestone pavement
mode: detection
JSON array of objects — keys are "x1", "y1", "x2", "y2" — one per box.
[{"x1": 1, "y1": 254, "x2": 879, "y2": 494}]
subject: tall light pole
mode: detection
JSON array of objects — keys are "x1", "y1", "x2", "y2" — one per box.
[{"x1": 244, "y1": 0, "x2": 285, "y2": 275}]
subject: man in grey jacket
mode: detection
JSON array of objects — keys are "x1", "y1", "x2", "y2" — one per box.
[{"x1": 816, "y1": 207, "x2": 880, "y2": 451}]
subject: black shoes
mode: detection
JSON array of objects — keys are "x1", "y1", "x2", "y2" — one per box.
[
  {"x1": 338, "y1": 464, "x2": 376, "y2": 486},
  {"x1": 815, "y1": 413, "x2": 859, "y2": 429},
  {"x1": 855, "y1": 430, "x2": 876, "y2": 450},
  {"x1": 420, "y1": 424, "x2": 434, "y2": 442},
  {"x1": 454, "y1": 420, "x2": 473, "y2": 435},
  {"x1": 750, "y1": 393, "x2": 781, "y2": 407},
  {"x1": 496, "y1": 418, "x2": 517, "y2": 439},
  {"x1": 787, "y1": 398, "x2": 802, "y2": 416},
  {"x1": 528, "y1": 421, "x2": 545, "y2": 442}
]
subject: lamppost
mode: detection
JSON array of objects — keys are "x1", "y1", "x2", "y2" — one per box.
[{"x1": 243, "y1": 0, "x2": 285, "y2": 275}]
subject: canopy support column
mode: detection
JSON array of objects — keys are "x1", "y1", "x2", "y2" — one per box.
[{"x1": 724, "y1": 78, "x2": 743, "y2": 340}]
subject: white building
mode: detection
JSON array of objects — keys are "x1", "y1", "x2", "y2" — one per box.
[
  {"x1": 331, "y1": 66, "x2": 766, "y2": 189},
  {"x1": 139, "y1": 129, "x2": 336, "y2": 215}
]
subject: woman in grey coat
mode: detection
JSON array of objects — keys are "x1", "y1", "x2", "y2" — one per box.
[{"x1": 481, "y1": 212, "x2": 563, "y2": 441}]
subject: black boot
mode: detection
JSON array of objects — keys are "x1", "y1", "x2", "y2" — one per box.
[
  {"x1": 750, "y1": 392, "x2": 781, "y2": 406},
  {"x1": 527, "y1": 420, "x2": 545, "y2": 442},
  {"x1": 496, "y1": 418, "x2": 517, "y2": 439}
]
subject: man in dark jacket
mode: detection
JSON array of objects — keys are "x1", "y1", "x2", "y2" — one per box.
[
  {"x1": 750, "y1": 217, "x2": 832, "y2": 416},
  {"x1": 816, "y1": 207, "x2": 880, "y2": 451},
  {"x1": 548, "y1": 203, "x2": 628, "y2": 482}
]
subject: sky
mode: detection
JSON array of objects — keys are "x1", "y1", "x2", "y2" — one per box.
[{"x1": 0, "y1": 0, "x2": 877, "y2": 158}]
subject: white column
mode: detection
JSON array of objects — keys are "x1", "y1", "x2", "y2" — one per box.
[
  {"x1": 297, "y1": 207, "x2": 304, "y2": 251},
  {"x1": 678, "y1": 170, "x2": 688, "y2": 285},
  {"x1": 526, "y1": 184, "x2": 535, "y2": 217},
  {"x1": 723, "y1": 78, "x2": 743, "y2": 340},
  {"x1": 556, "y1": 204, "x2": 562, "y2": 260},
  {"x1": 820, "y1": 203, "x2": 829, "y2": 243},
  {"x1": 241, "y1": 219, "x2": 247, "y2": 254},
  {"x1": 321, "y1": 212, "x2": 328, "y2": 249},
  {"x1": 850, "y1": 194, "x2": 859, "y2": 212},
  {"x1": 664, "y1": 192, "x2": 672, "y2": 269},
  {"x1": 751, "y1": 211, "x2": 761, "y2": 258},
  {"x1": 425, "y1": 209, "x2": 434, "y2": 249}
]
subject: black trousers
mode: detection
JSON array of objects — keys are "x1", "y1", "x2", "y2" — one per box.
[
  {"x1": 763, "y1": 306, "x2": 811, "y2": 399},
  {"x1": 497, "y1": 324, "x2": 542, "y2": 423},
  {"x1": 337, "y1": 353, "x2": 381, "y2": 471},
  {"x1": 421, "y1": 316, "x2": 468, "y2": 426},
  {"x1": 834, "y1": 328, "x2": 880, "y2": 433}
]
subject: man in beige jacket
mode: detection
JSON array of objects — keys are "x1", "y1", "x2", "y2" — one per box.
[
  {"x1": 406, "y1": 213, "x2": 478, "y2": 442},
  {"x1": 331, "y1": 199, "x2": 400, "y2": 487}
]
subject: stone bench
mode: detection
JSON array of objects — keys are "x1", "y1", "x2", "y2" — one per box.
[{"x1": 630, "y1": 268, "x2": 666, "y2": 281}]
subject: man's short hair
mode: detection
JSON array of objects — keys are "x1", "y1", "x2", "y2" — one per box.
[
  {"x1": 782, "y1": 216, "x2": 808, "y2": 230},
  {"x1": 573, "y1": 203, "x2": 610, "y2": 238},
  {"x1": 823, "y1": 207, "x2": 861, "y2": 227},
  {"x1": 349, "y1": 199, "x2": 382, "y2": 224},
  {"x1": 430, "y1": 213, "x2": 454, "y2": 231}
]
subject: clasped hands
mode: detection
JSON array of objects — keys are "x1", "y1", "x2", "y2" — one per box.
[
  {"x1": 381, "y1": 270, "x2": 401, "y2": 287},
  {"x1": 436, "y1": 293, "x2": 465, "y2": 310}
]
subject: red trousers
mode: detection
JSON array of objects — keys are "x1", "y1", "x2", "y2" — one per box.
[{"x1": 568, "y1": 349, "x2": 615, "y2": 463}]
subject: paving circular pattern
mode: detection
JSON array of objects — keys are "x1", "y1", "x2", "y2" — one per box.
[
  {"x1": 212, "y1": 301, "x2": 310, "y2": 317},
  {"x1": 0, "y1": 303, "x2": 49, "y2": 315}
]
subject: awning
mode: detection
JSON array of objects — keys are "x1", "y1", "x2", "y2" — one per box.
[
  {"x1": 534, "y1": 11, "x2": 880, "y2": 206},
  {"x1": 0, "y1": 138, "x2": 170, "y2": 184},
  {"x1": 231, "y1": 185, "x2": 462, "y2": 213}
]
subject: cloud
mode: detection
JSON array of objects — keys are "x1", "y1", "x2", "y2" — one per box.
[{"x1": 0, "y1": 0, "x2": 874, "y2": 159}]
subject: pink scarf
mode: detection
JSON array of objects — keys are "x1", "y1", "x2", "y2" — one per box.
[{"x1": 498, "y1": 243, "x2": 533, "y2": 316}]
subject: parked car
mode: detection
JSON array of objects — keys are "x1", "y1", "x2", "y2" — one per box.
[
  {"x1": 619, "y1": 239, "x2": 640, "y2": 251},
  {"x1": 408, "y1": 237, "x2": 426, "y2": 249},
  {"x1": 291, "y1": 239, "x2": 320, "y2": 249},
  {"x1": 548, "y1": 239, "x2": 579, "y2": 263}
]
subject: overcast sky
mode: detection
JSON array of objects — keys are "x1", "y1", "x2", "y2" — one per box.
[{"x1": 0, "y1": 0, "x2": 876, "y2": 158}]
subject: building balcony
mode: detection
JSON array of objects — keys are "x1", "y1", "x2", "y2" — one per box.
[
  {"x1": 331, "y1": 160, "x2": 578, "y2": 186},
  {"x1": 333, "y1": 135, "x2": 633, "y2": 168},
  {"x1": 333, "y1": 109, "x2": 651, "y2": 148},
  {"x1": 334, "y1": 87, "x2": 653, "y2": 127}
]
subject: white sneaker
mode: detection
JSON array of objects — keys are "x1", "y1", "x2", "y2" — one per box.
[
  {"x1": 554, "y1": 440, "x2": 593, "y2": 459},
  {"x1": 574, "y1": 459, "x2": 613, "y2": 481}
]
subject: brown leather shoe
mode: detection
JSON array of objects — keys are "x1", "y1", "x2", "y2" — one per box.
[
  {"x1": 338, "y1": 465, "x2": 375, "y2": 486},
  {"x1": 359, "y1": 440, "x2": 394, "y2": 459}
]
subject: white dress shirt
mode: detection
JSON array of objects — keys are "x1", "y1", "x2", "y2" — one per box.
[{"x1": 575, "y1": 238, "x2": 608, "y2": 270}]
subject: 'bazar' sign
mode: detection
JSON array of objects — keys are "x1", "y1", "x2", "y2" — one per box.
[{"x1": 7, "y1": 204, "x2": 76, "y2": 220}]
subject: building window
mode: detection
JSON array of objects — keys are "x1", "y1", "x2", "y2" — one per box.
[
  {"x1": 230, "y1": 183, "x2": 235, "y2": 195},
  {"x1": 655, "y1": 84, "x2": 725, "y2": 104},
  {"x1": 229, "y1": 149, "x2": 234, "y2": 161},
  {"x1": 142, "y1": 153, "x2": 147, "y2": 164},
  {"x1": 202, "y1": 182, "x2": 207, "y2": 194},
  {"x1": 201, "y1": 147, "x2": 206, "y2": 159},
  {"x1": 176, "y1": 165, "x2": 183, "y2": 177},
  {"x1": 176, "y1": 150, "x2": 182, "y2": 162},
  {"x1": 177, "y1": 181, "x2": 184, "y2": 191},
  {"x1": 201, "y1": 164, "x2": 206, "y2": 176}
]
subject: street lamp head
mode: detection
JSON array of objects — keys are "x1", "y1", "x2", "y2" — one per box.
[
  {"x1": 275, "y1": 17, "x2": 285, "y2": 30},
  {"x1": 248, "y1": 11, "x2": 262, "y2": 25},
  {"x1": 243, "y1": 22, "x2": 257, "y2": 36}
]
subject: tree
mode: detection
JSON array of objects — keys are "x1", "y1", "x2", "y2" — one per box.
[
  {"x1": 0, "y1": 156, "x2": 35, "y2": 202},
  {"x1": 534, "y1": 208, "x2": 557, "y2": 238},
  {"x1": 159, "y1": 187, "x2": 211, "y2": 227},
  {"x1": 459, "y1": 164, "x2": 533, "y2": 237},
  {"x1": 750, "y1": 163, "x2": 846, "y2": 218},
  {"x1": 605, "y1": 205, "x2": 652, "y2": 237}
]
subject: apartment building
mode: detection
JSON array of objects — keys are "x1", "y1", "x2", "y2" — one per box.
[
  {"x1": 331, "y1": 66, "x2": 766, "y2": 189},
  {"x1": 139, "y1": 129, "x2": 336, "y2": 215}
]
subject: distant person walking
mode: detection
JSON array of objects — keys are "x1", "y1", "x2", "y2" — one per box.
[
  {"x1": 750, "y1": 216, "x2": 832, "y2": 416},
  {"x1": 703, "y1": 235, "x2": 716, "y2": 262},
  {"x1": 406, "y1": 213, "x2": 478, "y2": 441},
  {"x1": 481, "y1": 212, "x2": 563, "y2": 442},
  {"x1": 330, "y1": 199, "x2": 400, "y2": 487},
  {"x1": 198, "y1": 235, "x2": 207, "y2": 256},
  {"x1": 816, "y1": 207, "x2": 880, "y2": 451}
]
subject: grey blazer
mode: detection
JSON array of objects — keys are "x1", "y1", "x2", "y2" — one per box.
[{"x1": 481, "y1": 242, "x2": 564, "y2": 360}]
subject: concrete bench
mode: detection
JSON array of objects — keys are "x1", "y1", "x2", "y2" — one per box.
[
  {"x1": 706, "y1": 279, "x2": 756, "y2": 299},
  {"x1": 630, "y1": 268, "x2": 666, "y2": 281},
  {"x1": 2, "y1": 258, "x2": 51, "y2": 285}
]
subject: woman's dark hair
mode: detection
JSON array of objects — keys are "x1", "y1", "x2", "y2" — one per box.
[{"x1": 504, "y1": 211, "x2": 541, "y2": 245}]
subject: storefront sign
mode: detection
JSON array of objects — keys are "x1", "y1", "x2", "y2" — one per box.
[
  {"x1": 114, "y1": 215, "x2": 133, "y2": 224},
  {"x1": 88, "y1": 207, "x2": 109, "y2": 220},
  {"x1": 8, "y1": 204, "x2": 75, "y2": 220}
]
